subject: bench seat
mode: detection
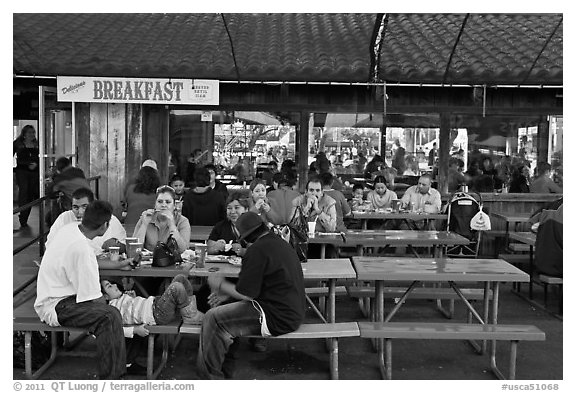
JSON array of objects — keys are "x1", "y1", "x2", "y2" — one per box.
[
  {"x1": 179, "y1": 322, "x2": 359, "y2": 380},
  {"x1": 538, "y1": 275, "x2": 563, "y2": 315},
  {"x1": 346, "y1": 286, "x2": 492, "y2": 300},
  {"x1": 358, "y1": 321, "x2": 545, "y2": 380},
  {"x1": 13, "y1": 316, "x2": 180, "y2": 380}
]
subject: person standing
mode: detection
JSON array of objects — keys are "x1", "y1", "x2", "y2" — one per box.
[
  {"x1": 34, "y1": 200, "x2": 126, "y2": 379},
  {"x1": 392, "y1": 139, "x2": 406, "y2": 175},
  {"x1": 428, "y1": 142, "x2": 437, "y2": 167},
  {"x1": 13, "y1": 125, "x2": 39, "y2": 229},
  {"x1": 197, "y1": 212, "x2": 305, "y2": 379}
]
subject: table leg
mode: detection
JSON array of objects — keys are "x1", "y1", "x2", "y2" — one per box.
[
  {"x1": 362, "y1": 219, "x2": 368, "y2": 230},
  {"x1": 529, "y1": 245, "x2": 534, "y2": 300},
  {"x1": 329, "y1": 279, "x2": 335, "y2": 323},
  {"x1": 489, "y1": 281, "x2": 508, "y2": 379},
  {"x1": 320, "y1": 244, "x2": 326, "y2": 259}
]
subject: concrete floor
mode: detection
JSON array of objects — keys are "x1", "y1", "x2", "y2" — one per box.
[{"x1": 13, "y1": 207, "x2": 563, "y2": 381}]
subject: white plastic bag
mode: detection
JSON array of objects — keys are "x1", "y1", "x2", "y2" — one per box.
[{"x1": 470, "y1": 207, "x2": 491, "y2": 231}]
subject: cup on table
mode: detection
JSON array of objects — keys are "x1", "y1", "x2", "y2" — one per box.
[
  {"x1": 391, "y1": 199, "x2": 400, "y2": 212},
  {"x1": 128, "y1": 242, "x2": 143, "y2": 260},
  {"x1": 125, "y1": 237, "x2": 139, "y2": 258},
  {"x1": 307, "y1": 221, "x2": 317, "y2": 238},
  {"x1": 109, "y1": 246, "x2": 120, "y2": 262},
  {"x1": 194, "y1": 243, "x2": 207, "y2": 268}
]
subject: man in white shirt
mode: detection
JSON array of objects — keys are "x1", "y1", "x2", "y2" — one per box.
[
  {"x1": 35, "y1": 200, "x2": 126, "y2": 379},
  {"x1": 47, "y1": 187, "x2": 129, "y2": 269},
  {"x1": 400, "y1": 174, "x2": 442, "y2": 230}
]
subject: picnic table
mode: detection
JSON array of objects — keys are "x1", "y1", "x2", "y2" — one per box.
[
  {"x1": 490, "y1": 212, "x2": 532, "y2": 245},
  {"x1": 351, "y1": 210, "x2": 447, "y2": 230},
  {"x1": 509, "y1": 232, "x2": 537, "y2": 299},
  {"x1": 352, "y1": 256, "x2": 530, "y2": 379},
  {"x1": 308, "y1": 230, "x2": 470, "y2": 258},
  {"x1": 100, "y1": 257, "x2": 356, "y2": 323}
]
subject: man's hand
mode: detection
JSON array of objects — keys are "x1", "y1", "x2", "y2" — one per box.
[
  {"x1": 134, "y1": 324, "x2": 150, "y2": 337},
  {"x1": 207, "y1": 292, "x2": 230, "y2": 308}
]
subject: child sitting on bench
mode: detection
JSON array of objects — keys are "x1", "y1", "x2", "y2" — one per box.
[{"x1": 101, "y1": 274, "x2": 203, "y2": 338}]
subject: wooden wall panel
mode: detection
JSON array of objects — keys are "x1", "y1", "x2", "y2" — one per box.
[
  {"x1": 107, "y1": 104, "x2": 126, "y2": 210},
  {"x1": 75, "y1": 102, "x2": 91, "y2": 176},
  {"x1": 126, "y1": 104, "x2": 143, "y2": 188},
  {"x1": 143, "y1": 105, "x2": 169, "y2": 183},
  {"x1": 89, "y1": 104, "x2": 108, "y2": 201}
]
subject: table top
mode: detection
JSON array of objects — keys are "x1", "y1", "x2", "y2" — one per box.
[
  {"x1": 352, "y1": 257, "x2": 530, "y2": 282},
  {"x1": 490, "y1": 212, "x2": 532, "y2": 223},
  {"x1": 308, "y1": 230, "x2": 470, "y2": 247},
  {"x1": 351, "y1": 211, "x2": 447, "y2": 220},
  {"x1": 100, "y1": 258, "x2": 356, "y2": 280},
  {"x1": 509, "y1": 232, "x2": 536, "y2": 246}
]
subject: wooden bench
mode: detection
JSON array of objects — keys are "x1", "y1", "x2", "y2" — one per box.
[
  {"x1": 538, "y1": 275, "x2": 563, "y2": 315},
  {"x1": 13, "y1": 316, "x2": 180, "y2": 380},
  {"x1": 508, "y1": 243, "x2": 531, "y2": 253},
  {"x1": 358, "y1": 322, "x2": 545, "y2": 380},
  {"x1": 180, "y1": 322, "x2": 360, "y2": 380},
  {"x1": 347, "y1": 286, "x2": 493, "y2": 319}
]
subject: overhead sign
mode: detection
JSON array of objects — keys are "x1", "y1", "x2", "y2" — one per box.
[{"x1": 57, "y1": 76, "x2": 219, "y2": 105}]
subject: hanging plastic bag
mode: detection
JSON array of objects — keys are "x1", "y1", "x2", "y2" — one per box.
[{"x1": 470, "y1": 206, "x2": 491, "y2": 231}]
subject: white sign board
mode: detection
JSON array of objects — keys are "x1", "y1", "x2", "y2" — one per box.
[{"x1": 57, "y1": 76, "x2": 219, "y2": 105}]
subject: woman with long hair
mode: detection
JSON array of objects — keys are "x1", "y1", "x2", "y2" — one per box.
[
  {"x1": 123, "y1": 166, "x2": 161, "y2": 226},
  {"x1": 13, "y1": 125, "x2": 39, "y2": 229}
]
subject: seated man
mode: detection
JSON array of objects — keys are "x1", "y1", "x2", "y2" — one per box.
[
  {"x1": 34, "y1": 200, "x2": 127, "y2": 379},
  {"x1": 400, "y1": 174, "x2": 442, "y2": 230},
  {"x1": 46, "y1": 187, "x2": 129, "y2": 269},
  {"x1": 197, "y1": 212, "x2": 305, "y2": 379}
]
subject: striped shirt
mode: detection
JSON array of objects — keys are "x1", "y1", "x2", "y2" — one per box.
[{"x1": 109, "y1": 293, "x2": 156, "y2": 326}]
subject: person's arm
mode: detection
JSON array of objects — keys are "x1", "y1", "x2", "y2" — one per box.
[
  {"x1": 170, "y1": 215, "x2": 191, "y2": 252},
  {"x1": 318, "y1": 203, "x2": 337, "y2": 232},
  {"x1": 432, "y1": 191, "x2": 442, "y2": 212},
  {"x1": 341, "y1": 194, "x2": 352, "y2": 217},
  {"x1": 400, "y1": 188, "x2": 411, "y2": 206},
  {"x1": 208, "y1": 276, "x2": 252, "y2": 302},
  {"x1": 132, "y1": 211, "x2": 152, "y2": 243},
  {"x1": 98, "y1": 258, "x2": 132, "y2": 270}
]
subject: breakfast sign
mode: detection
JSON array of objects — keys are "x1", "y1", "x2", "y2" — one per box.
[{"x1": 57, "y1": 76, "x2": 219, "y2": 105}]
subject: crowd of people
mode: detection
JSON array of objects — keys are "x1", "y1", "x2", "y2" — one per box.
[{"x1": 15, "y1": 123, "x2": 562, "y2": 379}]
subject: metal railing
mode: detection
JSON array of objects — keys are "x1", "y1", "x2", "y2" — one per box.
[{"x1": 13, "y1": 175, "x2": 100, "y2": 297}]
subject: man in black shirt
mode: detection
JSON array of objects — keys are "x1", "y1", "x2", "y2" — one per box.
[{"x1": 196, "y1": 212, "x2": 305, "y2": 379}]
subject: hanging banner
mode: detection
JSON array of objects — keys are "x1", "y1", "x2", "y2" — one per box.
[{"x1": 57, "y1": 76, "x2": 219, "y2": 105}]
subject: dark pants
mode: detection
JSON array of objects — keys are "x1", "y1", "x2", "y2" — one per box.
[
  {"x1": 55, "y1": 296, "x2": 126, "y2": 379},
  {"x1": 152, "y1": 274, "x2": 194, "y2": 324},
  {"x1": 15, "y1": 169, "x2": 39, "y2": 225}
]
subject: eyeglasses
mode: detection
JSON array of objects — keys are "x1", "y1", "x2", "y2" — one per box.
[{"x1": 156, "y1": 185, "x2": 175, "y2": 193}]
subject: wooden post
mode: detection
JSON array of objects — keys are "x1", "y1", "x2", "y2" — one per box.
[
  {"x1": 297, "y1": 112, "x2": 311, "y2": 192},
  {"x1": 438, "y1": 113, "x2": 451, "y2": 195},
  {"x1": 126, "y1": 104, "x2": 143, "y2": 187},
  {"x1": 537, "y1": 118, "x2": 550, "y2": 164},
  {"x1": 380, "y1": 126, "x2": 387, "y2": 157}
]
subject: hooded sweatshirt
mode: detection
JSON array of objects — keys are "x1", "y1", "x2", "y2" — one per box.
[{"x1": 181, "y1": 187, "x2": 226, "y2": 226}]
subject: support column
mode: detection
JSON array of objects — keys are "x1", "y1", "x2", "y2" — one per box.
[
  {"x1": 380, "y1": 126, "x2": 387, "y2": 158},
  {"x1": 438, "y1": 114, "x2": 451, "y2": 195},
  {"x1": 537, "y1": 118, "x2": 550, "y2": 164},
  {"x1": 297, "y1": 112, "x2": 311, "y2": 192}
]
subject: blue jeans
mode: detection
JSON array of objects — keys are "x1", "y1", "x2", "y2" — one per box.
[
  {"x1": 152, "y1": 274, "x2": 194, "y2": 324},
  {"x1": 55, "y1": 296, "x2": 126, "y2": 379},
  {"x1": 196, "y1": 300, "x2": 261, "y2": 379}
]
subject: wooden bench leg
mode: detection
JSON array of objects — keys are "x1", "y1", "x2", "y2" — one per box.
[{"x1": 329, "y1": 338, "x2": 338, "y2": 380}]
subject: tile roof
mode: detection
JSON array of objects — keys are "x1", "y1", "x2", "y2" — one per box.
[{"x1": 13, "y1": 13, "x2": 562, "y2": 85}]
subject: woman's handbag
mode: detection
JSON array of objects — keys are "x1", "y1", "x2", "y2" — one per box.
[
  {"x1": 152, "y1": 235, "x2": 182, "y2": 267},
  {"x1": 274, "y1": 206, "x2": 309, "y2": 262}
]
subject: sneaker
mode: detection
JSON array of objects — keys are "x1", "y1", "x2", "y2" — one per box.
[{"x1": 180, "y1": 297, "x2": 204, "y2": 324}]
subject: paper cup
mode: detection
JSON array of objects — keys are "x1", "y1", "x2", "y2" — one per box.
[
  {"x1": 307, "y1": 221, "x2": 316, "y2": 238},
  {"x1": 109, "y1": 246, "x2": 120, "y2": 262},
  {"x1": 194, "y1": 243, "x2": 207, "y2": 268},
  {"x1": 124, "y1": 237, "x2": 139, "y2": 258},
  {"x1": 128, "y1": 242, "x2": 143, "y2": 259}
]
